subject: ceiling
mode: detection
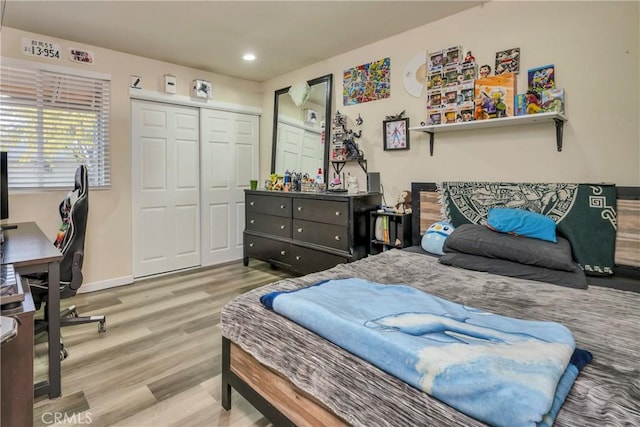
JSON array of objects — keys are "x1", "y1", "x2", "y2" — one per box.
[{"x1": 2, "y1": 1, "x2": 482, "y2": 82}]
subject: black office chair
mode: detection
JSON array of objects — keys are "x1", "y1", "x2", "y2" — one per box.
[{"x1": 28, "y1": 165, "x2": 106, "y2": 359}]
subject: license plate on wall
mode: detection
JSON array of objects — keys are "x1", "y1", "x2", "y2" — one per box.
[{"x1": 22, "y1": 38, "x2": 61, "y2": 60}]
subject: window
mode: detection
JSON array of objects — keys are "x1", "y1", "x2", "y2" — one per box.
[{"x1": 0, "y1": 59, "x2": 111, "y2": 189}]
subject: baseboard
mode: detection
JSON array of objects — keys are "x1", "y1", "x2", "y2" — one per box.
[{"x1": 77, "y1": 275, "x2": 134, "y2": 293}]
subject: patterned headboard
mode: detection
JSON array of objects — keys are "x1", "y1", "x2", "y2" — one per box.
[{"x1": 411, "y1": 182, "x2": 640, "y2": 288}]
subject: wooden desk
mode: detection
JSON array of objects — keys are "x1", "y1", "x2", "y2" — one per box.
[
  {"x1": 1, "y1": 274, "x2": 35, "y2": 427},
  {"x1": 2, "y1": 222, "x2": 63, "y2": 399}
]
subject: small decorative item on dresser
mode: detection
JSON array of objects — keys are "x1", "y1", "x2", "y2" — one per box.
[{"x1": 192, "y1": 79, "x2": 212, "y2": 99}]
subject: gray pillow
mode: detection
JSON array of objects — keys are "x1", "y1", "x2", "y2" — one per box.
[
  {"x1": 443, "y1": 224, "x2": 577, "y2": 272},
  {"x1": 439, "y1": 252, "x2": 588, "y2": 289}
]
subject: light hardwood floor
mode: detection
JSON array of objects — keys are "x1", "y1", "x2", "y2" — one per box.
[{"x1": 33, "y1": 260, "x2": 294, "y2": 427}]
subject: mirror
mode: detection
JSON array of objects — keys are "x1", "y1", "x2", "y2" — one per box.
[{"x1": 271, "y1": 74, "x2": 333, "y2": 182}]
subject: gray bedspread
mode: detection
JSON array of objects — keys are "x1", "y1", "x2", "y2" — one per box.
[{"x1": 221, "y1": 250, "x2": 640, "y2": 426}]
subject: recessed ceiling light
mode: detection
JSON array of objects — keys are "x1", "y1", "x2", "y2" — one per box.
[{"x1": 243, "y1": 53, "x2": 256, "y2": 62}]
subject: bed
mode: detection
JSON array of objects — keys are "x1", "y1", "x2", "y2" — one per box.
[{"x1": 221, "y1": 182, "x2": 640, "y2": 426}]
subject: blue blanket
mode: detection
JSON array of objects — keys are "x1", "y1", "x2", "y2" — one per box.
[{"x1": 261, "y1": 278, "x2": 592, "y2": 427}]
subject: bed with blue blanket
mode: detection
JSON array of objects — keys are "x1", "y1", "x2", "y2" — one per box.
[{"x1": 221, "y1": 182, "x2": 640, "y2": 426}]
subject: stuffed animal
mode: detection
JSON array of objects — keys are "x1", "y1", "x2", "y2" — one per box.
[
  {"x1": 393, "y1": 190, "x2": 412, "y2": 214},
  {"x1": 421, "y1": 221, "x2": 455, "y2": 255}
]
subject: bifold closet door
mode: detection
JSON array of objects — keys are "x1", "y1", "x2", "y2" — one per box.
[
  {"x1": 200, "y1": 109, "x2": 258, "y2": 266},
  {"x1": 131, "y1": 100, "x2": 201, "y2": 278}
]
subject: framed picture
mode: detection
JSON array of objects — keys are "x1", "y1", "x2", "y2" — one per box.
[{"x1": 383, "y1": 117, "x2": 409, "y2": 151}]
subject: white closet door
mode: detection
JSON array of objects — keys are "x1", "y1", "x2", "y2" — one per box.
[
  {"x1": 200, "y1": 109, "x2": 258, "y2": 266},
  {"x1": 300, "y1": 130, "x2": 323, "y2": 174},
  {"x1": 276, "y1": 122, "x2": 304, "y2": 172},
  {"x1": 131, "y1": 100, "x2": 200, "y2": 278}
]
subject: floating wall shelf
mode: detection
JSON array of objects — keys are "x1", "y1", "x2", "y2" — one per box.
[{"x1": 408, "y1": 112, "x2": 567, "y2": 156}]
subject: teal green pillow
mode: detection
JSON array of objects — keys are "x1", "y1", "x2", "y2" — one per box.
[{"x1": 487, "y1": 208, "x2": 557, "y2": 243}]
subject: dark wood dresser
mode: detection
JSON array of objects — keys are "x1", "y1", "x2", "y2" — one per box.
[{"x1": 243, "y1": 190, "x2": 382, "y2": 275}]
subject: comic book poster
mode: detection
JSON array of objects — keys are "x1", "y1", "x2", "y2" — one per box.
[
  {"x1": 343, "y1": 58, "x2": 391, "y2": 106},
  {"x1": 495, "y1": 48, "x2": 520, "y2": 75},
  {"x1": 528, "y1": 64, "x2": 555, "y2": 94},
  {"x1": 474, "y1": 73, "x2": 516, "y2": 120}
]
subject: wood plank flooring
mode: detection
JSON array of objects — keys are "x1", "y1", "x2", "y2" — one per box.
[{"x1": 32, "y1": 260, "x2": 294, "y2": 427}]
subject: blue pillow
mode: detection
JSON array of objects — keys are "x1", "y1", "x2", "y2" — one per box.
[
  {"x1": 487, "y1": 208, "x2": 557, "y2": 243},
  {"x1": 421, "y1": 221, "x2": 455, "y2": 255}
]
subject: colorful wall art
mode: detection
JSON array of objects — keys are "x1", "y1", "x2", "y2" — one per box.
[{"x1": 343, "y1": 57, "x2": 390, "y2": 106}]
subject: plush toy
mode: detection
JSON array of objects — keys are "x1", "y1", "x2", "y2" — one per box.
[
  {"x1": 393, "y1": 190, "x2": 412, "y2": 214},
  {"x1": 421, "y1": 221, "x2": 455, "y2": 255}
]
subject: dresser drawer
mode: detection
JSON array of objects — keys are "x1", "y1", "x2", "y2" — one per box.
[
  {"x1": 246, "y1": 213, "x2": 291, "y2": 238},
  {"x1": 289, "y1": 245, "x2": 347, "y2": 275},
  {"x1": 246, "y1": 194, "x2": 291, "y2": 217},
  {"x1": 292, "y1": 198, "x2": 348, "y2": 226},
  {"x1": 244, "y1": 234, "x2": 290, "y2": 265},
  {"x1": 293, "y1": 219, "x2": 349, "y2": 251}
]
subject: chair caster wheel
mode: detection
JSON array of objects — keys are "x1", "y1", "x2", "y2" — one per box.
[
  {"x1": 60, "y1": 348, "x2": 69, "y2": 361},
  {"x1": 98, "y1": 320, "x2": 107, "y2": 333}
]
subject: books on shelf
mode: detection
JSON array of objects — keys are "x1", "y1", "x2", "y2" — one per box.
[
  {"x1": 382, "y1": 215, "x2": 390, "y2": 244},
  {"x1": 540, "y1": 88, "x2": 564, "y2": 113}
]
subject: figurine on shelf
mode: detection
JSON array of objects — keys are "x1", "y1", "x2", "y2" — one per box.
[
  {"x1": 332, "y1": 111, "x2": 364, "y2": 161},
  {"x1": 479, "y1": 64, "x2": 492, "y2": 78},
  {"x1": 463, "y1": 51, "x2": 475, "y2": 64},
  {"x1": 525, "y1": 90, "x2": 542, "y2": 114},
  {"x1": 343, "y1": 130, "x2": 363, "y2": 160}
]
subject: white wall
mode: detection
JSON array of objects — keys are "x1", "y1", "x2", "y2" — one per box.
[
  {"x1": 261, "y1": 1, "x2": 640, "y2": 204},
  {"x1": 1, "y1": 27, "x2": 263, "y2": 287}
]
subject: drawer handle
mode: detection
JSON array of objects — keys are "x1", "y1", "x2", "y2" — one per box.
[
  {"x1": 250, "y1": 219, "x2": 255, "y2": 224},
  {"x1": 335, "y1": 211, "x2": 341, "y2": 216},
  {"x1": 334, "y1": 236, "x2": 341, "y2": 241},
  {"x1": 250, "y1": 201, "x2": 255, "y2": 206},
  {"x1": 295, "y1": 255, "x2": 302, "y2": 260},
  {"x1": 280, "y1": 205, "x2": 286, "y2": 209},
  {"x1": 280, "y1": 225, "x2": 286, "y2": 229},
  {"x1": 297, "y1": 206, "x2": 303, "y2": 211},
  {"x1": 249, "y1": 243, "x2": 254, "y2": 247},
  {"x1": 297, "y1": 228, "x2": 303, "y2": 233},
  {"x1": 280, "y1": 250, "x2": 286, "y2": 255}
]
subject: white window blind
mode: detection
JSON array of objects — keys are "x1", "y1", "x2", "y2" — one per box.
[{"x1": 0, "y1": 62, "x2": 110, "y2": 189}]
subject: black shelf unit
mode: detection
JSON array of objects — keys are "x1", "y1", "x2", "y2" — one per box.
[
  {"x1": 330, "y1": 158, "x2": 367, "y2": 175},
  {"x1": 369, "y1": 212, "x2": 412, "y2": 255}
]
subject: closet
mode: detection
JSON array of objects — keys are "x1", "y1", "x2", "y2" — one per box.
[{"x1": 131, "y1": 97, "x2": 258, "y2": 278}]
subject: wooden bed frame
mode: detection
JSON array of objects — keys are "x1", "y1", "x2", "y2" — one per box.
[{"x1": 222, "y1": 182, "x2": 640, "y2": 425}]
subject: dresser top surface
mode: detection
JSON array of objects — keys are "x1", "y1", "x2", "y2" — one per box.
[{"x1": 245, "y1": 190, "x2": 381, "y2": 201}]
